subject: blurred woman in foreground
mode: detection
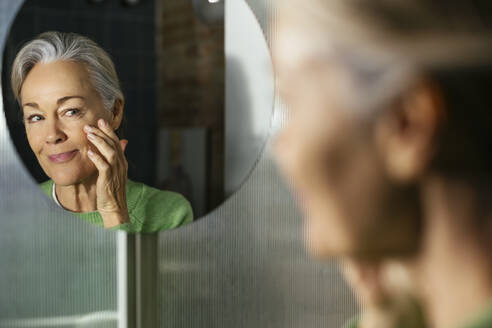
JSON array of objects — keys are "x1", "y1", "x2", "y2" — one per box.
[{"x1": 273, "y1": 1, "x2": 492, "y2": 327}]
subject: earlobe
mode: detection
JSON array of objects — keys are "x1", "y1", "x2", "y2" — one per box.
[{"x1": 375, "y1": 79, "x2": 445, "y2": 183}]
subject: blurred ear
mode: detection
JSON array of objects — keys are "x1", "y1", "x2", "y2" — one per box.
[
  {"x1": 110, "y1": 98, "x2": 124, "y2": 130},
  {"x1": 374, "y1": 80, "x2": 445, "y2": 183}
]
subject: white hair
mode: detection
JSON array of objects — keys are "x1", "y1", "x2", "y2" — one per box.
[
  {"x1": 278, "y1": 0, "x2": 492, "y2": 69},
  {"x1": 276, "y1": 0, "x2": 492, "y2": 115},
  {"x1": 11, "y1": 31, "x2": 123, "y2": 111}
]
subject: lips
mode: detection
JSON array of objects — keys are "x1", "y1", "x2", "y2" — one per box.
[{"x1": 48, "y1": 150, "x2": 79, "y2": 163}]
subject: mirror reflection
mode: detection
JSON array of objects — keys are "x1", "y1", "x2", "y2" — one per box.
[
  {"x1": 1, "y1": 0, "x2": 235, "y2": 230},
  {"x1": 12, "y1": 31, "x2": 193, "y2": 232}
]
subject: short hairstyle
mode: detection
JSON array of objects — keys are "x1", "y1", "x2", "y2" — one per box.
[{"x1": 11, "y1": 31, "x2": 124, "y2": 111}]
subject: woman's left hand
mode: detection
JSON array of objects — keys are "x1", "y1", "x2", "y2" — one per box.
[{"x1": 84, "y1": 119, "x2": 129, "y2": 228}]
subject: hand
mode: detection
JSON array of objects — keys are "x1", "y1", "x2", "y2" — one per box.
[{"x1": 84, "y1": 119, "x2": 129, "y2": 228}]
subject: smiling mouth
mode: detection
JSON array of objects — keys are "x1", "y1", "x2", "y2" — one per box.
[{"x1": 48, "y1": 150, "x2": 79, "y2": 163}]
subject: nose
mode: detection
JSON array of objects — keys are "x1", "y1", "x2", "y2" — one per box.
[{"x1": 45, "y1": 119, "x2": 67, "y2": 145}]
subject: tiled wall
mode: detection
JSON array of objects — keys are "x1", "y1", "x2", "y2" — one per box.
[{"x1": 2, "y1": 0, "x2": 157, "y2": 185}]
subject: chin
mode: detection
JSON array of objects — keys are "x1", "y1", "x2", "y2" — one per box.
[
  {"x1": 49, "y1": 174, "x2": 81, "y2": 186},
  {"x1": 304, "y1": 221, "x2": 354, "y2": 258},
  {"x1": 40, "y1": 156, "x2": 97, "y2": 185},
  {"x1": 47, "y1": 167, "x2": 95, "y2": 186}
]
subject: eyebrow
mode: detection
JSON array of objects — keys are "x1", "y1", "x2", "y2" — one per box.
[
  {"x1": 57, "y1": 95, "x2": 85, "y2": 105},
  {"x1": 22, "y1": 96, "x2": 85, "y2": 109}
]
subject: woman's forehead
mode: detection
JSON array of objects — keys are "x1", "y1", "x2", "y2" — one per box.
[
  {"x1": 273, "y1": 10, "x2": 333, "y2": 70},
  {"x1": 21, "y1": 61, "x2": 94, "y2": 104}
]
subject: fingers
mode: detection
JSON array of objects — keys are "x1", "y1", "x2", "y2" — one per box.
[
  {"x1": 84, "y1": 120, "x2": 127, "y2": 168},
  {"x1": 85, "y1": 118, "x2": 129, "y2": 225},
  {"x1": 97, "y1": 118, "x2": 119, "y2": 143},
  {"x1": 86, "y1": 132, "x2": 120, "y2": 164},
  {"x1": 87, "y1": 149, "x2": 111, "y2": 177},
  {"x1": 84, "y1": 122, "x2": 119, "y2": 151}
]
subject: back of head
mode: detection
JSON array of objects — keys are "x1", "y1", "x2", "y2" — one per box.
[
  {"x1": 277, "y1": 0, "x2": 492, "y2": 178},
  {"x1": 279, "y1": 0, "x2": 492, "y2": 67}
]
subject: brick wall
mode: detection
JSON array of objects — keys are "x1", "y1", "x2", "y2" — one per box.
[
  {"x1": 156, "y1": 0, "x2": 225, "y2": 212},
  {"x1": 157, "y1": 0, "x2": 224, "y2": 128}
]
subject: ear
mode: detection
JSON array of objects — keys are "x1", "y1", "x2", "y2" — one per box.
[
  {"x1": 110, "y1": 98, "x2": 124, "y2": 130},
  {"x1": 374, "y1": 79, "x2": 446, "y2": 183}
]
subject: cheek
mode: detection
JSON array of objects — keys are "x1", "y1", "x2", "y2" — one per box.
[
  {"x1": 294, "y1": 121, "x2": 357, "y2": 190},
  {"x1": 68, "y1": 126, "x2": 93, "y2": 154},
  {"x1": 66, "y1": 116, "x2": 97, "y2": 141},
  {"x1": 273, "y1": 123, "x2": 314, "y2": 192},
  {"x1": 275, "y1": 109, "x2": 346, "y2": 197},
  {"x1": 25, "y1": 126, "x2": 42, "y2": 153},
  {"x1": 279, "y1": 118, "x2": 396, "y2": 255}
]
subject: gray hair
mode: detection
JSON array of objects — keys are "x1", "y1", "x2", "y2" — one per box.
[
  {"x1": 277, "y1": 0, "x2": 492, "y2": 114},
  {"x1": 11, "y1": 31, "x2": 123, "y2": 111},
  {"x1": 277, "y1": 0, "x2": 492, "y2": 176},
  {"x1": 278, "y1": 0, "x2": 492, "y2": 69}
]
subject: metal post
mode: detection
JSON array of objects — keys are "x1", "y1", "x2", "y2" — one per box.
[
  {"x1": 118, "y1": 231, "x2": 137, "y2": 328},
  {"x1": 135, "y1": 233, "x2": 159, "y2": 328}
]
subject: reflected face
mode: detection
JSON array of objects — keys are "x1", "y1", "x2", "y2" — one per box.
[
  {"x1": 20, "y1": 60, "x2": 111, "y2": 186},
  {"x1": 272, "y1": 10, "x2": 417, "y2": 258}
]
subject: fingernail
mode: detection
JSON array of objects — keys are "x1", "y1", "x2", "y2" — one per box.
[
  {"x1": 84, "y1": 125, "x2": 91, "y2": 132},
  {"x1": 87, "y1": 133, "x2": 95, "y2": 139},
  {"x1": 88, "y1": 150, "x2": 94, "y2": 156},
  {"x1": 99, "y1": 119, "x2": 106, "y2": 127}
]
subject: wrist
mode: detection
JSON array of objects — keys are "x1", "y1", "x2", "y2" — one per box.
[{"x1": 100, "y1": 210, "x2": 130, "y2": 228}]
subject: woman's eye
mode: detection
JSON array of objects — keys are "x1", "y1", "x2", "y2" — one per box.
[
  {"x1": 65, "y1": 108, "x2": 81, "y2": 117},
  {"x1": 26, "y1": 115, "x2": 44, "y2": 123}
]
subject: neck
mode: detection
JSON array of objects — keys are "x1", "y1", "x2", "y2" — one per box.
[
  {"x1": 408, "y1": 176, "x2": 492, "y2": 328},
  {"x1": 55, "y1": 174, "x2": 98, "y2": 212}
]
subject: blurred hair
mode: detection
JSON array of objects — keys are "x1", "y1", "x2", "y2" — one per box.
[
  {"x1": 11, "y1": 31, "x2": 125, "y2": 137},
  {"x1": 279, "y1": 0, "x2": 492, "y2": 68},
  {"x1": 278, "y1": 0, "x2": 492, "y2": 177}
]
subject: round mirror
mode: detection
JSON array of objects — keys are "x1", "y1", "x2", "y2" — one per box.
[{"x1": 1, "y1": 0, "x2": 274, "y2": 230}]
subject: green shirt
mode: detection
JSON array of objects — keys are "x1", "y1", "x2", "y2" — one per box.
[
  {"x1": 40, "y1": 179, "x2": 193, "y2": 233},
  {"x1": 343, "y1": 300, "x2": 492, "y2": 328},
  {"x1": 460, "y1": 301, "x2": 492, "y2": 328},
  {"x1": 343, "y1": 316, "x2": 359, "y2": 328}
]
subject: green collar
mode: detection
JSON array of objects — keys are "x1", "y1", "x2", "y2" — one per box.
[
  {"x1": 40, "y1": 179, "x2": 143, "y2": 230},
  {"x1": 459, "y1": 300, "x2": 492, "y2": 328},
  {"x1": 344, "y1": 299, "x2": 492, "y2": 328}
]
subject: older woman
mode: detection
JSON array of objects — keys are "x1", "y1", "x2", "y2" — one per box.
[
  {"x1": 11, "y1": 31, "x2": 193, "y2": 233},
  {"x1": 273, "y1": 1, "x2": 492, "y2": 328}
]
